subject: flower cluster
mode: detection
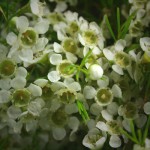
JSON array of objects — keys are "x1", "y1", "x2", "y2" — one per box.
[{"x1": 0, "y1": 0, "x2": 150, "y2": 149}]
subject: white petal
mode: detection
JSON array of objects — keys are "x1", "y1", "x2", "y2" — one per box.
[
  {"x1": 50, "y1": 81, "x2": 66, "y2": 92},
  {"x1": 87, "y1": 119, "x2": 96, "y2": 130},
  {"x1": 28, "y1": 101, "x2": 41, "y2": 116},
  {"x1": 67, "y1": 82, "x2": 81, "y2": 91},
  {"x1": 55, "y1": 2, "x2": 67, "y2": 12},
  {"x1": 109, "y1": 135, "x2": 121, "y2": 148},
  {"x1": 0, "y1": 90, "x2": 10, "y2": 103},
  {"x1": 65, "y1": 103, "x2": 78, "y2": 114},
  {"x1": 34, "y1": 20, "x2": 49, "y2": 34},
  {"x1": 47, "y1": 71, "x2": 60, "y2": 82},
  {"x1": 66, "y1": 52, "x2": 77, "y2": 63},
  {"x1": 68, "y1": 117, "x2": 79, "y2": 130},
  {"x1": 135, "y1": 114, "x2": 147, "y2": 128},
  {"x1": 52, "y1": 127, "x2": 66, "y2": 140},
  {"x1": 140, "y1": 37, "x2": 150, "y2": 51},
  {"x1": 112, "y1": 64, "x2": 124, "y2": 75},
  {"x1": 34, "y1": 79, "x2": 48, "y2": 88},
  {"x1": 90, "y1": 103, "x2": 102, "y2": 115},
  {"x1": 112, "y1": 84, "x2": 122, "y2": 98},
  {"x1": 16, "y1": 16, "x2": 29, "y2": 32},
  {"x1": 30, "y1": 0, "x2": 39, "y2": 15},
  {"x1": 53, "y1": 42, "x2": 63, "y2": 53},
  {"x1": 27, "y1": 83, "x2": 42, "y2": 97},
  {"x1": 96, "y1": 121, "x2": 108, "y2": 131},
  {"x1": 7, "y1": 106, "x2": 22, "y2": 119},
  {"x1": 115, "y1": 39, "x2": 126, "y2": 51},
  {"x1": 6, "y1": 32, "x2": 17, "y2": 45},
  {"x1": 144, "y1": 102, "x2": 150, "y2": 115},
  {"x1": 107, "y1": 102, "x2": 119, "y2": 116},
  {"x1": 101, "y1": 110, "x2": 113, "y2": 121},
  {"x1": 97, "y1": 75, "x2": 109, "y2": 88},
  {"x1": 103, "y1": 48, "x2": 114, "y2": 60},
  {"x1": 15, "y1": 67, "x2": 27, "y2": 78},
  {"x1": 49, "y1": 53, "x2": 62, "y2": 65},
  {"x1": 83, "y1": 86, "x2": 96, "y2": 99},
  {"x1": 0, "y1": 78, "x2": 11, "y2": 90},
  {"x1": 26, "y1": 120, "x2": 37, "y2": 132},
  {"x1": 19, "y1": 49, "x2": 33, "y2": 62},
  {"x1": 11, "y1": 77, "x2": 26, "y2": 89}
]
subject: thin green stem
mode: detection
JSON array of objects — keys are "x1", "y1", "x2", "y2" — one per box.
[
  {"x1": 117, "y1": 7, "x2": 120, "y2": 38},
  {"x1": 137, "y1": 129, "x2": 142, "y2": 145},
  {"x1": 119, "y1": 128, "x2": 139, "y2": 144},
  {"x1": 105, "y1": 15, "x2": 116, "y2": 41},
  {"x1": 129, "y1": 120, "x2": 138, "y2": 141},
  {"x1": 142, "y1": 115, "x2": 150, "y2": 145}
]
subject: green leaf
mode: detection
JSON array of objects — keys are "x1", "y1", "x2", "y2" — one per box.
[
  {"x1": 119, "y1": 11, "x2": 136, "y2": 39},
  {"x1": 0, "y1": 6, "x2": 7, "y2": 21},
  {"x1": 124, "y1": 44, "x2": 140, "y2": 52},
  {"x1": 105, "y1": 15, "x2": 116, "y2": 41},
  {"x1": 76, "y1": 100, "x2": 90, "y2": 123},
  {"x1": 117, "y1": 7, "x2": 120, "y2": 37}
]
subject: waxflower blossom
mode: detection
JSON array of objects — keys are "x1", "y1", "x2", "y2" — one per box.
[{"x1": 1, "y1": 0, "x2": 150, "y2": 149}]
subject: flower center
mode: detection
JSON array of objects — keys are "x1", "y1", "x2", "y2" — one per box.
[
  {"x1": 0, "y1": 59, "x2": 16, "y2": 77},
  {"x1": 51, "y1": 108, "x2": 68, "y2": 126},
  {"x1": 20, "y1": 29, "x2": 37, "y2": 46},
  {"x1": 62, "y1": 38, "x2": 77, "y2": 54},
  {"x1": 83, "y1": 30, "x2": 98, "y2": 45},
  {"x1": 96, "y1": 88, "x2": 113, "y2": 106},
  {"x1": 12, "y1": 89, "x2": 31, "y2": 107}
]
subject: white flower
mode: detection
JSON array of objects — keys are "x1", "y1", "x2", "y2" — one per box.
[
  {"x1": 88, "y1": 64, "x2": 103, "y2": 80},
  {"x1": 82, "y1": 128, "x2": 107, "y2": 150},
  {"x1": 140, "y1": 37, "x2": 150, "y2": 56}
]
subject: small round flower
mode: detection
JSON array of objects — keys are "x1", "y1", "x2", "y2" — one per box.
[
  {"x1": 51, "y1": 107, "x2": 68, "y2": 126},
  {"x1": 57, "y1": 60, "x2": 75, "y2": 78},
  {"x1": 115, "y1": 51, "x2": 131, "y2": 68},
  {"x1": 88, "y1": 64, "x2": 103, "y2": 80},
  {"x1": 62, "y1": 38, "x2": 78, "y2": 54},
  {"x1": 0, "y1": 59, "x2": 16, "y2": 77},
  {"x1": 95, "y1": 88, "x2": 113, "y2": 106},
  {"x1": 56, "y1": 88, "x2": 77, "y2": 104},
  {"x1": 82, "y1": 128, "x2": 107, "y2": 150},
  {"x1": 12, "y1": 89, "x2": 31, "y2": 107},
  {"x1": 19, "y1": 28, "x2": 38, "y2": 47}
]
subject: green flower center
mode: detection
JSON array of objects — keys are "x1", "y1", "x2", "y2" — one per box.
[
  {"x1": 0, "y1": 59, "x2": 16, "y2": 77},
  {"x1": 20, "y1": 29, "x2": 37, "y2": 46},
  {"x1": 57, "y1": 89, "x2": 76, "y2": 104},
  {"x1": 57, "y1": 61, "x2": 75, "y2": 77},
  {"x1": 13, "y1": 89, "x2": 31, "y2": 107},
  {"x1": 96, "y1": 88, "x2": 113, "y2": 106},
  {"x1": 83, "y1": 30, "x2": 98, "y2": 45},
  {"x1": 51, "y1": 108, "x2": 68, "y2": 126},
  {"x1": 88, "y1": 133, "x2": 102, "y2": 144},
  {"x1": 62, "y1": 38, "x2": 77, "y2": 54},
  {"x1": 115, "y1": 52, "x2": 131, "y2": 68},
  {"x1": 124, "y1": 102, "x2": 137, "y2": 119},
  {"x1": 68, "y1": 22, "x2": 79, "y2": 35},
  {"x1": 42, "y1": 85, "x2": 53, "y2": 100},
  {"x1": 106, "y1": 121, "x2": 120, "y2": 135}
]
